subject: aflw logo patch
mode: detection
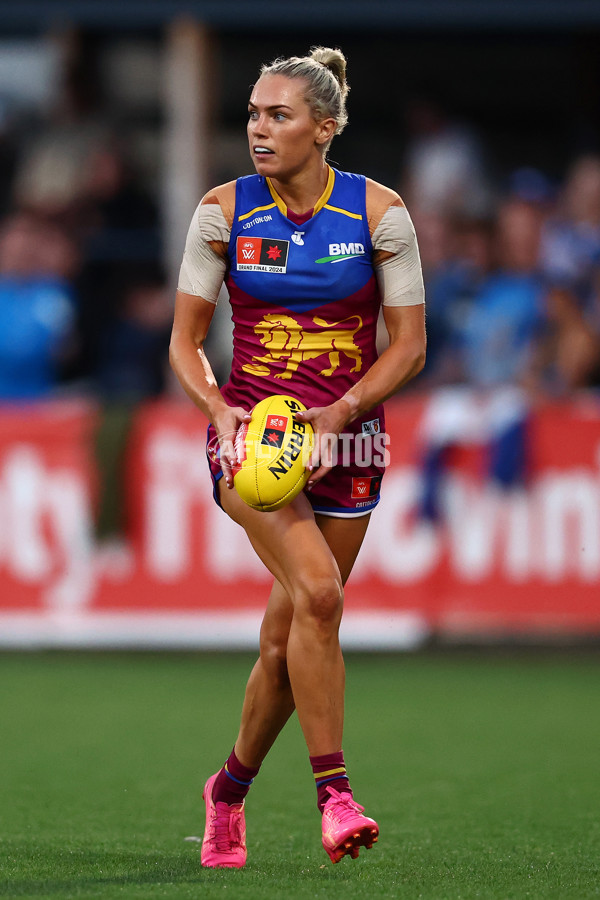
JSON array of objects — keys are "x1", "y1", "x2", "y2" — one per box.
[
  {"x1": 237, "y1": 237, "x2": 289, "y2": 273},
  {"x1": 351, "y1": 476, "x2": 381, "y2": 499}
]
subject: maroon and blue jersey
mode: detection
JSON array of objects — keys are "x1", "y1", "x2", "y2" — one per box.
[
  {"x1": 210, "y1": 167, "x2": 387, "y2": 515},
  {"x1": 223, "y1": 168, "x2": 381, "y2": 411}
]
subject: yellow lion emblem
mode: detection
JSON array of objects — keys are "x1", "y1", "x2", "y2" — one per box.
[{"x1": 242, "y1": 313, "x2": 363, "y2": 379}]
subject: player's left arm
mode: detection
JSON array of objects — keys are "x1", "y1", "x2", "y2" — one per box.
[
  {"x1": 298, "y1": 304, "x2": 426, "y2": 485},
  {"x1": 296, "y1": 180, "x2": 426, "y2": 485},
  {"x1": 339, "y1": 302, "x2": 426, "y2": 419},
  {"x1": 338, "y1": 178, "x2": 427, "y2": 417}
]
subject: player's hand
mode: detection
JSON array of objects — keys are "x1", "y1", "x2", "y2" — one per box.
[
  {"x1": 294, "y1": 399, "x2": 352, "y2": 489},
  {"x1": 213, "y1": 406, "x2": 252, "y2": 489}
]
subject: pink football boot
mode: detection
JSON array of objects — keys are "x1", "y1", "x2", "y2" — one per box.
[
  {"x1": 201, "y1": 772, "x2": 247, "y2": 868},
  {"x1": 321, "y1": 786, "x2": 379, "y2": 863}
]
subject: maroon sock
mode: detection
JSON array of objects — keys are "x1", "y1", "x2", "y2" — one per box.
[
  {"x1": 310, "y1": 750, "x2": 353, "y2": 812},
  {"x1": 212, "y1": 747, "x2": 260, "y2": 806}
]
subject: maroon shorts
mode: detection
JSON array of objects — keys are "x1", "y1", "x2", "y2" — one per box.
[{"x1": 206, "y1": 420, "x2": 386, "y2": 518}]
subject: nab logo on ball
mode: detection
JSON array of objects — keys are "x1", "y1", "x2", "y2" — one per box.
[
  {"x1": 260, "y1": 414, "x2": 288, "y2": 449},
  {"x1": 233, "y1": 395, "x2": 314, "y2": 512}
]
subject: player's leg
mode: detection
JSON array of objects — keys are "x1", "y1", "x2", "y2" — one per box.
[
  {"x1": 223, "y1": 491, "x2": 376, "y2": 822},
  {"x1": 295, "y1": 513, "x2": 377, "y2": 863},
  {"x1": 233, "y1": 512, "x2": 371, "y2": 770},
  {"x1": 219, "y1": 485, "x2": 347, "y2": 755},
  {"x1": 314, "y1": 511, "x2": 370, "y2": 583},
  {"x1": 200, "y1": 581, "x2": 296, "y2": 869},
  {"x1": 235, "y1": 579, "x2": 296, "y2": 769},
  {"x1": 203, "y1": 486, "x2": 376, "y2": 866},
  {"x1": 201, "y1": 488, "x2": 341, "y2": 867}
]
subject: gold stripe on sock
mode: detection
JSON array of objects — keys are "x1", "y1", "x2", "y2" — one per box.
[{"x1": 314, "y1": 766, "x2": 346, "y2": 780}]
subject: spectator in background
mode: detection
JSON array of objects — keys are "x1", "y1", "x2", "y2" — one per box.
[
  {"x1": 95, "y1": 264, "x2": 171, "y2": 403},
  {"x1": 457, "y1": 200, "x2": 546, "y2": 387},
  {"x1": 0, "y1": 212, "x2": 78, "y2": 401},
  {"x1": 73, "y1": 140, "x2": 161, "y2": 386},
  {"x1": 8, "y1": 33, "x2": 161, "y2": 391},
  {"x1": 537, "y1": 154, "x2": 600, "y2": 389},
  {"x1": 420, "y1": 215, "x2": 495, "y2": 386},
  {"x1": 401, "y1": 95, "x2": 494, "y2": 219},
  {"x1": 417, "y1": 199, "x2": 547, "y2": 521},
  {"x1": 529, "y1": 285, "x2": 600, "y2": 396},
  {"x1": 92, "y1": 265, "x2": 171, "y2": 575},
  {"x1": 12, "y1": 42, "x2": 110, "y2": 226},
  {"x1": 541, "y1": 155, "x2": 600, "y2": 314}
]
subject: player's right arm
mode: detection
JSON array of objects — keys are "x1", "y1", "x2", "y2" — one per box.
[{"x1": 169, "y1": 183, "x2": 250, "y2": 487}]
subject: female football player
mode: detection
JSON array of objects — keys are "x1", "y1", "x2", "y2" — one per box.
[{"x1": 169, "y1": 46, "x2": 426, "y2": 867}]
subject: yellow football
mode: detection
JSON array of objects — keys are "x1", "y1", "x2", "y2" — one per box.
[{"x1": 233, "y1": 394, "x2": 314, "y2": 512}]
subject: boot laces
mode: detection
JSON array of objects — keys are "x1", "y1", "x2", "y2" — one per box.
[
  {"x1": 211, "y1": 801, "x2": 243, "y2": 852},
  {"x1": 325, "y1": 786, "x2": 365, "y2": 823}
]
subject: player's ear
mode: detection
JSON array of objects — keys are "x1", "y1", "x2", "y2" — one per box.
[{"x1": 315, "y1": 117, "x2": 336, "y2": 148}]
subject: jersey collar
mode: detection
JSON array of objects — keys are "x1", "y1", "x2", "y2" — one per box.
[{"x1": 266, "y1": 166, "x2": 335, "y2": 219}]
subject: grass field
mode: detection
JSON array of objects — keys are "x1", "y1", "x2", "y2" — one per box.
[{"x1": 1, "y1": 651, "x2": 599, "y2": 899}]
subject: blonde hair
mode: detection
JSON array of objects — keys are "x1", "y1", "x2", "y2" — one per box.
[{"x1": 259, "y1": 47, "x2": 349, "y2": 149}]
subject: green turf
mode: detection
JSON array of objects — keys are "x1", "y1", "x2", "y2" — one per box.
[{"x1": 0, "y1": 651, "x2": 599, "y2": 899}]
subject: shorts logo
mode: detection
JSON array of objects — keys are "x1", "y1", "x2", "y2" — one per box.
[
  {"x1": 351, "y1": 476, "x2": 381, "y2": 500},
  {"x1": 237, "y1": 236, "x2": 289, "y2": 273},
  {"x1": 361, "y1": 418, "x2": 381, "y2": 435},
  {"x1": 261, "y1": 415, "x2": 288, "y2": 448}
]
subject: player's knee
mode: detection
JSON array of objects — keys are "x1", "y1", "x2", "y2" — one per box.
[{"x1": 295, "y1": 575, "x2": 343, "y2": 634}]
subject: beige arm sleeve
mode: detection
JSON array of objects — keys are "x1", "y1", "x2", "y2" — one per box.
[
  {"x1": 372, "y1": 206, "x2": 425, "y2": 307},
  {"x1": 178, "y1": 202, "x2": 230, "y2": 303}
]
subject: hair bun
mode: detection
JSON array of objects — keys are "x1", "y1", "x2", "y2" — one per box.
[{"x1": 309, "y1": 46, "x2": 348, "y2": 97}]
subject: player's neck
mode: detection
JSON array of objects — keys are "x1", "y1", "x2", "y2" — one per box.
[{"x1": 269, "y1": 161, "x2": 330, "y2": 217}]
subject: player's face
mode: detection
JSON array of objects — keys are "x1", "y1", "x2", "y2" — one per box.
[{"x1": 247, "y1": 75, "x2": 333, "y2": 180}]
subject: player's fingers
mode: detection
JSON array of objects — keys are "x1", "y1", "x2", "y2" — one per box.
[
  {"x1": 307, "y1": 433, "x2": 324, "y2": 471},
  {"x1": 307, "y1": 431, "x2": 335, "y2": 485},
  {"x1": 307, "y1": 462, "x2": 330, "y2": 489},
  {"x1": 294, "y1": 407, "x2": 321, "y2": 424},
  {"x1": 307, "y1": 444, "x2": 319, "y2": 470},
  {"x1": 219, "y1": 436, "x2": 237, "y2": 488}
]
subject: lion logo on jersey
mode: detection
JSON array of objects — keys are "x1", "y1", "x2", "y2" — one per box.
[{"x1": 242, "y1": 313, "x2": 363, "y2": 379}]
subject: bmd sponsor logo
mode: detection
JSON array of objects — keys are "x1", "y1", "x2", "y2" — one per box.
[{"x1": 315, "y1": 242, "x2": 366, "y2": 264}]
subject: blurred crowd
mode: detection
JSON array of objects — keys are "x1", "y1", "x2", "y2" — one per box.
[
  {"x1": 0, "y1": 43, "x2": 172, "y2": 555},
  {"x1": 2, "y1": 76, "x2": 599, "y2": 406},
  {"x1": 402, "y1": 98, "x2": 600, "y2": 397},
  {"x1": 399, "y1": 98, "x2": 600, "y2": 519},
  {"x1": 0, "y1": 48, "x2": 170, "y2": 407},
  {"x1": 1, "y1": 46, "x2": 600, "y2": 535}
]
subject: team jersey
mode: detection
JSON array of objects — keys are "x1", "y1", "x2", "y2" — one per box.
[
  {"x1": 222, "y1": 167, "x2": 383, "y2": 433},
  {"x1": 190, "y1": 166, "x2": 423, "y2": 515}
]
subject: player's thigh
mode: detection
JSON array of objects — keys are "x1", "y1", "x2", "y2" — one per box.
[
  {"x1": 218, "y1": 480, "x2": 342, "y2": 603},
  {"x1": 258, "y1": 512, "x2": 371, "y2": 656},
  {"x1": 315, "y1": 513, "x2": 371, "y2": 585}
]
